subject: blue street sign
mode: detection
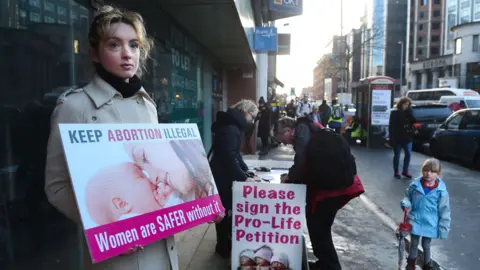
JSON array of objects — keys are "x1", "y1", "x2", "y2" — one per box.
[
  {"x1": 269, "y1": 0, "x2": 303, "y2": 15},
  {"x1": 253, "y1": 27, "x2": 278, "y2": 52}
]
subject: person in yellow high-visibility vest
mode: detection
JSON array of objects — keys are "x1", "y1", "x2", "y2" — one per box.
[{"x1": 328, "y1": 99, "x2": 344, "y2": 133}]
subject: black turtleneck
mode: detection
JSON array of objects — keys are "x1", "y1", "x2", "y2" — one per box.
[{"x1": 95, "y1": 63, "x2": 142, "y2": 98}]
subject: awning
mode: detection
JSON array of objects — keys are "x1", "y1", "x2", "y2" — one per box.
[{"x1": 112, "y1": 0, "x2": 256, "y2": 70}]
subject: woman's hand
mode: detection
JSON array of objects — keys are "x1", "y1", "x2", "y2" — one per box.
[
  {"x1": 209, "y1": 211, "x2": 226, "y2": 224},
  {"x1": 120, "y1": 245, "x2": 144, "y2": 256}
]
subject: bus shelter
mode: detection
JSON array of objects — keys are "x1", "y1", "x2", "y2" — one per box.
[{"x1": 354, "y1": 76, "x2": 395, "y2": 148}]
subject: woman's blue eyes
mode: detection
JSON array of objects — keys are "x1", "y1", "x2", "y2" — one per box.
[{"x1": 107, "y1": 42, "x2": 139, "y2": 50}]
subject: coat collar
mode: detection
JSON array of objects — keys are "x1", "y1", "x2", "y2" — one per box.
[
  {"x1": 83, "y1": 74, "x2": 154, "y2": 109},
  {"x1": 412, "y1": 177, "x2": 447, "y2": 193}
]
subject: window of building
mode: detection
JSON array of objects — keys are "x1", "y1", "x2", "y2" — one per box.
[
  {"x1": 421, "y1": 0, "x2": 428, "y2": 6},
  {"x1": 58, "y1": 6, "x2": 67, "y2": 16},
  {"x1": 29, "y1": 0, "x2": 40, "y2": 7},
  {"x1": 431, "y1": 35, "x2": 440, "y2": 42},
  {"x1": 455, "y1": 38, "x2": 462, "y2": 54},
  {"x1": 420, "y1": 12, "x2": 426, "y2": 18},
  {"x1": 431, "y1": 46, "x2": 439, "y2": 55},
  {"x1": 418, "y1": 48, "x2": 424, "y2": 56},
  {"x1": 29, "y1": 12, "x2": 41, "y2": 22},
  {"x1": 419, "y1": 24, "x2": 424, "y2": 31},
  {"x1": 44, "y1": 16, "x2": 55, "y2": 23},
  {"x1": 433, "y1": 10, "x2": 441, "y2": 17},
  {"x1": 418, "y1": 36, "x2": 424, "y2": 43},
  {"x1": 58, "y1": 19, "x2": 68, "y2": 24},
  {"x1": 44, "y1": 1, "x2": 55, "y2": 12},
  {"x1": 432, "y1": 22, "x2": 440, "y2": 29},
  {"x1": 473, "y1": 35, "x2": 479, "y2": 52},
  {"x1": 434, "y1": 0, "x2": 441, "y2": 4}
]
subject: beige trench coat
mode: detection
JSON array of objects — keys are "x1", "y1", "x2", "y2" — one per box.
[{"x1": 45, "y1": 74, "x2": 179, "y2": 270}]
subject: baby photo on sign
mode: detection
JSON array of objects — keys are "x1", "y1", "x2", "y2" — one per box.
[
  {"x1": 237, "y1": 245, "x2": 290, "y2": 270},
  {"x1": 81, "y1": 139, "x2": 216, "y2": 228}
]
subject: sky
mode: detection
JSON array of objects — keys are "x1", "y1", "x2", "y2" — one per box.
[{"x1": 275, "y1": 0, "x2": 368, "y2": 95}]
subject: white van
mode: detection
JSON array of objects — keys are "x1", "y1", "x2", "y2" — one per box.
[
  {"x1": 439, "y1": 96, "x2": 480, "y2": 108},
  {"x1": 406, "y1": 88, "x2": 479, "y2": 105}
]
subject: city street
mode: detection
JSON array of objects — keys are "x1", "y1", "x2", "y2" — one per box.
[{"x1": 258, "y1": 143, "x2": 480, "y2": 270}]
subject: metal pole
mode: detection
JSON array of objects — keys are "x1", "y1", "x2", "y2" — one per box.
[{"x1": 399, "y1": 41, "x2": 404, "y2": 95}]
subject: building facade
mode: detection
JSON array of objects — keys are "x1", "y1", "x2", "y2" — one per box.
[
  {"x1": 452, "y1": 21, "x2": 480, "y2": 90},
  {"x1": 0, "y1": 0, "x2": 262, "y2": 268},
  {"x1": 368, "y1": 0, "x2": 408, "y2": 87},
  {"x1": 347, "y1": 28, "x2": 363, "y2": 92},
  {"x1": 444, "y1": 0, "x2": 480, "y2": 55}
]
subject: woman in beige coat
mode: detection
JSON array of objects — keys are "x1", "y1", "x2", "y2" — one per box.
[{"x1": 45, "y1": 6, "x2": 178, "y2": 270}]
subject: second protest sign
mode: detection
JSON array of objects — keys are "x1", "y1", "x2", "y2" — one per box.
[{"x1": 231, "y1": 182, "x2": 306, "y2": 270}]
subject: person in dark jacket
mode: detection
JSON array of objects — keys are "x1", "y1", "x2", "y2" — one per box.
[
  {"x1": 285, "y1": 99, "x2": 296, "y2": 118},
  {"x1": 257, "y1": 97, "x2": 271, "y2": 155},
  {"x1": 209, "y1": 99, "x2": 258, "y2": 258},
  {"x1": 273, "y1": 116, "x2": 364, "y2": 270},
  {"x1": 319, "y1": 100, "x2": 330, "y2": 127},
  {"x1": 389, "y1": 96, "x2": 416, "y2": 179}
]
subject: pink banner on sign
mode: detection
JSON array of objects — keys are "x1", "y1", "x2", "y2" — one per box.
[{"x1": 85, "y1": 194, "x2": 221, "y2": 263}]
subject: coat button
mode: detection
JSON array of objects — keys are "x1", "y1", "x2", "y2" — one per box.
[
  {"x1": 106, "y1": 100, "x2": 113, "y2": 105},
  {"x1": 137, "y1": 97, "x2": 143, "y2": 104},
  {"x1": 92, "y1": 116, "x2": 97, "y2": 122}
]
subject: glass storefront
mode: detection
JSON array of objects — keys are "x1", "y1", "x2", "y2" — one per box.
[{"x1": 0, "y1": 0, "x2": 214, "y2": 268}]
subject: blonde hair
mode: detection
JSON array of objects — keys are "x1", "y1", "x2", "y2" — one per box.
[
  {"x1": 88, "y1": 5, "x2": 153, "y2": 77},
  {"x1": 231, "y1": 99, "x2": 259, "y2": 118},
  {"x1": 396, "y1": 96, "x2": 412, "y2": 110},
  {"x1": 421, "y1": 158, "x2": 441, "y2": 173}
]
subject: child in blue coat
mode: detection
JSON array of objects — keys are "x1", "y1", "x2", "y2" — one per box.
[{"x1": 401, "y1": 158, "x2": 451, "y2": 270}]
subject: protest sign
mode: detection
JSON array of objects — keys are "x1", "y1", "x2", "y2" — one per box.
[
  {"x1": 231, "y1": 182, "x2": 306, "y2": 270},
  {"x1": 59, "y1": 123, "x2": 223, "y2": 263}
]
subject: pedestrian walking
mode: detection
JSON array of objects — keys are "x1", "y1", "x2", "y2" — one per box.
[
  {"x1": 296, "y1": 95, "x2": 312, "y2": 117},
  {"x1": 208, "y1": 99, "x2": 258, "y2": 259},
  {"x1": 328, "y1": 99, "x2": 344, "y2": 134},
  {"x1": 257, "y1": 97, "x2": 271, "y2": 155},
  {"x1": 319, "y1": 100, "x2": 330, "y2": 127},
  {"x1": 401, "y1": 158, "x2": 451, "y2": 270},
  {"x1": 389, "y1": 97, "x2": 416, "y2": 179},
  {"x1": 273, "y1": 116, "x2": 364, "y2": 270},
  {"x1": 286, "y1": 99, "x2": 296, "y2": 118}
]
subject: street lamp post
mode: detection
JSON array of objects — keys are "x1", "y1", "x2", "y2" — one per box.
[{"x1": 398, "y1": 41, "x2": 404, "y2": 95}]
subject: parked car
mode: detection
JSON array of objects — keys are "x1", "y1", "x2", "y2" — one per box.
[
  {"x1": 430, "y1": 108, "x2": 480, "y2": 168},
  {"x1": 410, "y1": 104, "x2": 453, "y2": 148}
]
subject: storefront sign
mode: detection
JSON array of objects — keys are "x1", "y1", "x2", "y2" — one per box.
[
  {"x1": 277, "y1": 33, "x2": 291, "y2": 55},
  {"x1": 269, "y1": 0, "x2": 303, "y2": 16},
  {"x1": 371, "y1": 89, "x2": 392, "y2": 126},
  {"x1": 59, "y1": 123, "x2": 223, "y2": 263},
  {"x1": 231, "y1": 182, "x2": 306, "y2": 270},
  {"x1": 254, "y1": 27, "x2": 278, "y2": 52},
  {"x1": 423, "y1": 59, "x2": 448, "y2": 69}
]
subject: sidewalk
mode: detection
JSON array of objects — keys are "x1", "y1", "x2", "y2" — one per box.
[{"x1": 178, "y1": 146, "x2": 405, "y2": 269}]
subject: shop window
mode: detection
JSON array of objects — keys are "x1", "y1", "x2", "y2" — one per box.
[
  {"x1": 58, "y1": 6, "x2": 67, "y2": 16},
  {"x1": 473, "y1": 35, "x2": 479, "y2": 52},
  {"x1": 44, "y1": 16, "x2": 55, "y2": 23},
  {"x1": 44, "y1": 1, "x2": 55, "y2": 12},
  {"x1": 432, "y1": 22, "x2": 440, "y2": 29},
  {"x1": 29, "y1": 0, "x2": 40, "y2": 7},
  {"x1": 455, "y1": 38, "x2": 462, "y2": 54},
  {"x1": 0, "y1": 1, "x2": 93, "y2": 268},
  {"x1": 29, "y1": 12, "x2": 41, "y2": 22}
]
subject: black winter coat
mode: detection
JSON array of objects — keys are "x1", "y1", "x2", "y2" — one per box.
[
  {"x1": 388, "y1": 108, "x2": 416, "y2": 144},
  {"x1": 209, "y1": 109, "x2": 249, "y2": 210}
]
